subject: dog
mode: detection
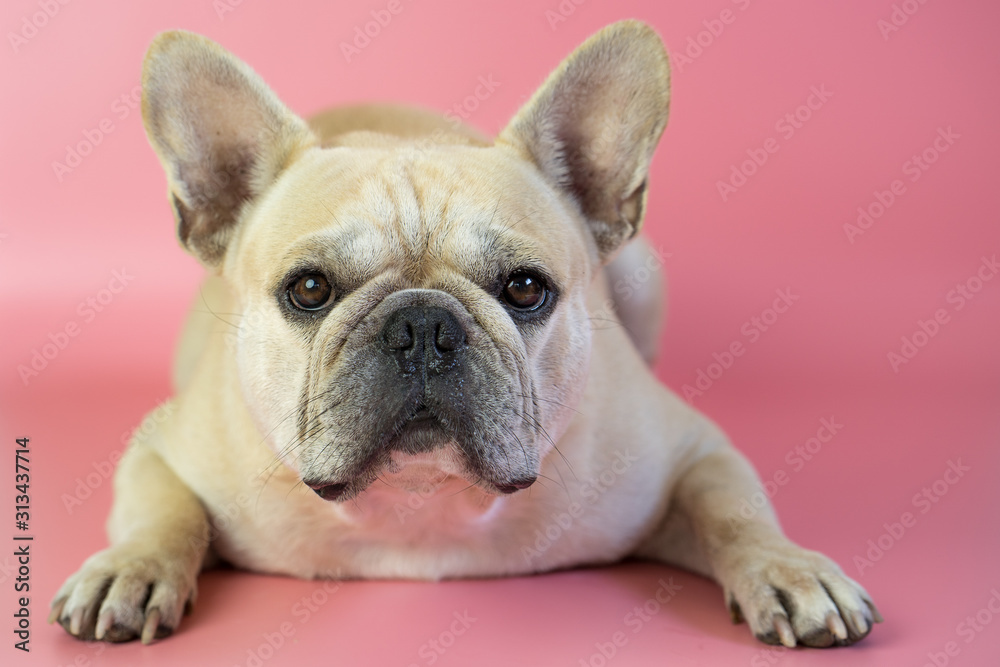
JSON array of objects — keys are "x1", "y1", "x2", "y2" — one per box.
[{"x1": 50, "y1": 21, "x2": 881, "y2": 648}]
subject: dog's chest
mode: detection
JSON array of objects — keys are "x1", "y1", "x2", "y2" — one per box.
[
  {"x1": 212, "y1": 465, "x2": 641, "y2": 580},
  {"x1": 337, "y1": 476, "x2": 508, "y2": 542}
]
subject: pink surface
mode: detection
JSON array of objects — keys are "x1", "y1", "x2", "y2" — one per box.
[{"x1": 1, "y1": 0, "x2": 998, "y2": 665}]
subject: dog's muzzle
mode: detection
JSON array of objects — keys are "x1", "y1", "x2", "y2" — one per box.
[{"x1": 303, "y1": 297, "x2": 537, "y2": 502}]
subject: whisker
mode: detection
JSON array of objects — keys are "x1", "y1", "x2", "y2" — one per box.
[
  {"x1": 254, "y1": 394, "x2": 344, "y2": 507},
  {"x1": 255, "y1": 422, "x2": 331, "y2": 511},
  {"x1": 530, "y1": 472, "x2": 567, "y2": 494},
  {"x1": 487, "y1": 196, "x2": 502, "y2": 227},
  {"x1": 499, "y1": 211, "x2": 534, "y2": 232},
  {"x1": 255, "y1": 388, "x2": 337, "y2": 465},
  {"x1": 448, "y1": 476, "x2": 483, "y2": 497},
  {"x1": 196, "y1": 287, "x2": 241, "y2": 330},
  {"x1": 511, "y1": 393, "x2": 583, "y2": 416},
  {"x1": 517, "y1": 408, "x2": 577, "y2": 480},
  {"x1": 284, "y1": 478, "x2": 307, "y2": 501}
]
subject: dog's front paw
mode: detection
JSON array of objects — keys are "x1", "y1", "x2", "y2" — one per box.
[
  {"x1": 49, "y1": 543, "x2": 198, "y2": 644},
  {"x1": 723, "y1": 542, "x2": 882, "y2": 648}
]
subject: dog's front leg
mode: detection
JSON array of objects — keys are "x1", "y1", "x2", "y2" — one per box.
[
  {"x1": 50, "y1": 420, "x2": 209, "y2": 644},
  {"x1": 638, "y1": 442, "x2": 882, "y2": 648}
]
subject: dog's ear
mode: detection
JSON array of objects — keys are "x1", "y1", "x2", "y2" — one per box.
[
  {"x1": 141, "y1": 31, "x2": 316, "y2": 267},
  {"x1": 497, "y1": 21, "x2": 670, "y2": 262}
]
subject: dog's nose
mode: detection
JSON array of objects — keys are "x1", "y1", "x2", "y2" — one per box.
[{"x1": 380, "y1": 305, "x2": 467, "y2": 374}]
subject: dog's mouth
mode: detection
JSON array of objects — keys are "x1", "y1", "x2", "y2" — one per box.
[
  {"x1": 303, "y1": 401, "x2": 536, "y2": 502},
  {"x1": 390, "y1": 402, "x2": 452, "y2": 451},
  {"x1": 410, "y1": 403, "x2": 434, "y2": 421}
]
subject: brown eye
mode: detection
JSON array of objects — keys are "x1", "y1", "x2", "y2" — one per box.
[
  {"x1": 502, "y1": 272, "x2": 547, "y2": 311},
  {"x1": 288, "y1": 273, "x2": 333, "y2": 311}
]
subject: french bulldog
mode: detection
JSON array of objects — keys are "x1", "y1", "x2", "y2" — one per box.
[{"x1": 50, "y1": 20, "x2": 881, "y2": 648}]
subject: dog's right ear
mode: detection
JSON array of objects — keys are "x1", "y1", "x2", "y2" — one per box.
[{"x1": 142, "y1": 31, "x2": 316, "y2": 267}]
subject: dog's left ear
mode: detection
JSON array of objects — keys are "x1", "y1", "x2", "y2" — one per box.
[{"x1": 497, "y1": 20, "x2": 670, "y2": 262}]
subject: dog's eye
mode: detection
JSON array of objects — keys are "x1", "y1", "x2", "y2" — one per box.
[
  {"x1": 288, "y1": 273, "x2": 333, "y2": 311},
  {"x1": 502, "y1": 272, "x2": 547, "y2": 311}
]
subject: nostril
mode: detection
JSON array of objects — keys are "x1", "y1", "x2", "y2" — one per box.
[
  {"x1": 434, "y1": 320, "x2": 466, "y2": 353},
  {"x1": 384, "y1": 319, "x2": 415, "y2": 351}
]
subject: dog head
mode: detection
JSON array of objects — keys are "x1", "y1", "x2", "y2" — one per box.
[{"x1": 141, "y1": 21, "x2": 669, "y2": 502}]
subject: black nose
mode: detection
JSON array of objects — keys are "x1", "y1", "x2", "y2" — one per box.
[{"x1": 380, "y1": 305, "x2": 467, "y2": 374}]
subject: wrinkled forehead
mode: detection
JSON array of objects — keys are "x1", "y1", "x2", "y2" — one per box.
[{"x1": 236, "y1": 144, "x2": 588, "y2": 290}]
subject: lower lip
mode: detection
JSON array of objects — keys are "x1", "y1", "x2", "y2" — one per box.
[
  {"x1": 411, "y1": 409, "x2": 434, "y2": 421},
  {"x1": 311, "y1": 482, "x2": 349, "y2": 501}
]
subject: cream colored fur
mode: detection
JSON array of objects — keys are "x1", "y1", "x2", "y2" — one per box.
[{"x1": 51, "y1": 22, "x2": 880, "y2": 648}]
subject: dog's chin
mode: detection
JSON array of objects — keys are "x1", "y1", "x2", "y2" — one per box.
[
  {"x1": 382, "y1": 448, "x2": 469, "y2": 493},
  {"x1": 305, "y1": 444, "x2": 467, "y2": 503},
  {"x1": 304, "y1": 418, "x2": 536, "y2": 502}
]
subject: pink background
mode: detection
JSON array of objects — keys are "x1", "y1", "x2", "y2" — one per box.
[{"x1": 2, "y1": 0, "x2": 999, "y2": 665}]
